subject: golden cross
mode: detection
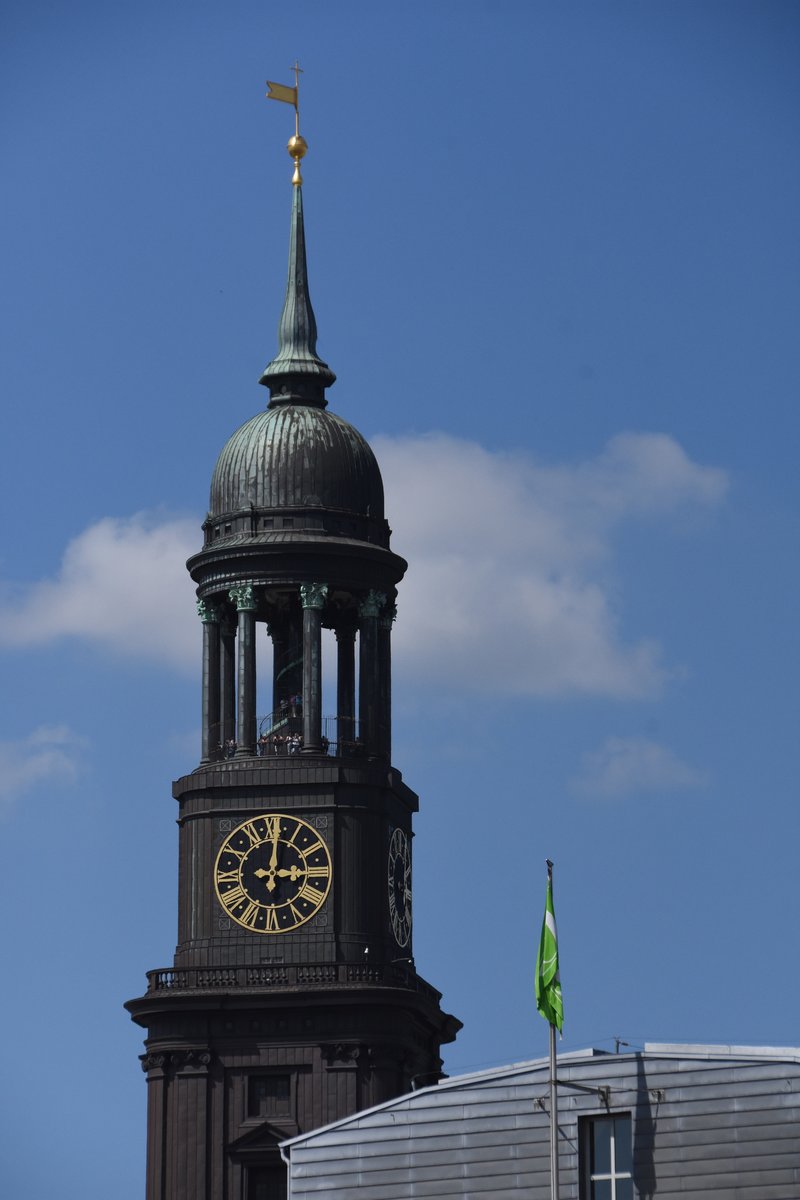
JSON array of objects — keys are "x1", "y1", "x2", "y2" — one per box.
[{"x1": 291, "y1": 61, "x2": 302, "y2": 136}]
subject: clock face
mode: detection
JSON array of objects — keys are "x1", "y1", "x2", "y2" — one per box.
[
  {"x1": 214, "y1": 813, "x2": 332, "y2": 934},
  {"x1": 387, "y1": 827, "x2": 412, "y2": 948}
]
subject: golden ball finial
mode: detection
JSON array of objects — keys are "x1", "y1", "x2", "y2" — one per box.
[
  {"x1": 288, "y1": 134, "x2": 308, "y2": 160},
  {"x1": 288, "y1": 133, "x2": 308, "y2": 186}
]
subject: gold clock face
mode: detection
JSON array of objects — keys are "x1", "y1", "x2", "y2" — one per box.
[
  {"x1": 387, "y1": 827, "x2": 412, "y2": 948},
  {"x1": 214, "y1": 813, "x2": 332, "y2": 934}
]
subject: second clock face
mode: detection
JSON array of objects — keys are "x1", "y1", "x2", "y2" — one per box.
[
  {"x1": 387, "y1": 827, "x2": 412, "y2": 948},
  {"x1": 214, "y1": 813, "x2": 332, "y2": 934}
]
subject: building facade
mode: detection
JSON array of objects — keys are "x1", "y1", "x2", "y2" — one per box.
[
  {"x1": 281, "y1": 1043, "x2": 800, "y2": 1199},
  {"x1": 126, "y1": 135, "x2": 460, "y2": 1200}
]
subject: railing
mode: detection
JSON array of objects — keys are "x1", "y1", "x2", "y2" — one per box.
[
  {"x1": 211, "y1": 713, "x2": 378, "y2": 760},
  {"x1": 144, "y1": 961, "x2": 440, "y2": 1004}
]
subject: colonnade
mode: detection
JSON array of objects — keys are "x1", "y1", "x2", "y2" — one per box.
[{"x1": 196, "y1": 585, "x2": 395, "y2": 765}]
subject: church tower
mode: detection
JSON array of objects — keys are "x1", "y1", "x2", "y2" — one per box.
[{"x1": 126, "y1": 117, "x2": 460, "y2": 1199}]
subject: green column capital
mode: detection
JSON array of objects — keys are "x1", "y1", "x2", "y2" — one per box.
[
  {"x1": 229, "y1": 584, "x2": 257, "y2": 612},
  {"x1": 196, "y1": 598, "x2": 222, "y2": 623},
  {"x1": 300, "y1": 582, "x2": 328, "y2": 611},
  {"x1": 379, "y1": 601, "x2": 397, "y2": 631},
  {"x1": 359, "y1": 590, "x2": 386, "y2": 621}
]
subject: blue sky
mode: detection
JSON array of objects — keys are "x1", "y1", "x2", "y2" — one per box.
[{"x1": 1, "y1": 3, "x2": 798, "y2": 1197}]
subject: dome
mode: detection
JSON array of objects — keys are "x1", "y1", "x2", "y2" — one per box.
[{"x1": 209, "y1": 403, "x2": 385, "y2": 521}]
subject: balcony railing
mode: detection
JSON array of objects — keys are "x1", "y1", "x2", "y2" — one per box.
[
  {"x1": 212, "y1": 712, "x2": 382, "y2": 761},
  {"x1": 143, "y1": 961, "x2": 440, "y2": 1004}
]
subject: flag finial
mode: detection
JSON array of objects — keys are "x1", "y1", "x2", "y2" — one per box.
[{"x1": 266, "y1": 61, "x2": 307, "y2": 185}]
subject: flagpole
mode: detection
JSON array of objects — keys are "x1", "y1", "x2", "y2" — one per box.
[
  {"x1": 546, "y1": 859, "x2": 560, "y2": 1200},
  {"x1": 549, "y1": 1018, "x2": 560, "y2": 1200},
  {"x1": 536, "y1": 857, "x2": 563, "y2": 1200}
]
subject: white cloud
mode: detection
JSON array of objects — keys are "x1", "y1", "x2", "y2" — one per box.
[
  {"x1": 0, "y1": 725, "x2": 86, "y2": 813},
  {"x1": 0, "y1": 513, "x2": 199, "y2": 672},
  {"x1": 375, "y1": 431, "x2": 727, "y2": 697},
  {"x1": 0, "y1": 432, "x2": 726, "y2": 698},
  {"x1": 570, "y1": 735, "x2": 709, "y2": 799},
  {"x1": 565, "y1": 431, "x2": 728, "y2": 519}
]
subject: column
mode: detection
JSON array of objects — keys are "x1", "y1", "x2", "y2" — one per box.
[
  {"x1": 270, "y1": 615, "x2": 303, "y2": 720},
  {"x1": 197, "y1": 599, "x2": 221, "y2": 764},
  {"x1": 166, "y1": 1049, "x2": 212, "y2": 1200},
  {"x1": 378, "y1": 601, "x2": 396, "y2": 762},
  {"x1": 359, "y1": 590, "x2": 385, "y2": 757},
  {"x1": 142, "y1": 1053, "x2": 168, "y2": 1200},
  {"x1": 300, "y1": 582, "x2": 328, "y2": 753},
  {"x1": 268, "y1": 620, "x2": 286, "y2": 718},
  {"x1": 219, "y1": 614, "x2": 236, "y2": 747},
  {"x1": 335, "y1": 622, "x2": 356, "y2": 754},
  {"x1": 230, "y1": 584, "x2": 257, "y2": 756}
]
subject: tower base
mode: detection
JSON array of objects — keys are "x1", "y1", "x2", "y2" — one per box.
[{"x1": 126, "y1": 969, "x2": 460, "y2": 1200}]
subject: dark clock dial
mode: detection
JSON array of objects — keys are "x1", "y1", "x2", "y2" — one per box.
[
  {"x1": 387, "y1": 827, "x2": 412, "y2": 948},
  {"x1": 214, "y1": 813, "x2": 332, "y2": 934}
]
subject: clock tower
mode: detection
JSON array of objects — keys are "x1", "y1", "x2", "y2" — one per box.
[{"x1": 126, "y1": 127, "x2": 460, "y2": 1198}]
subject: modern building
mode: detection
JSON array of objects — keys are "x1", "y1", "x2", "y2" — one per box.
[
  {"x1": 280, "y1": 1043, "x2": 800, "y2": 1199},
  {"x1": 126, "y1": 129, "x2": 460, "y2": 1200}
]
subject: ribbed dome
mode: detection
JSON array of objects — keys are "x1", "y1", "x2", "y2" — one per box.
[{"x1": 209, "y1": 404, "x2": 384, "y2": 520}]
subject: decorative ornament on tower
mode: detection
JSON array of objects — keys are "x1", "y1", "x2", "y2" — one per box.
[{"x1": 125, "y1": 70, "x2": 460, "y2": 1200}]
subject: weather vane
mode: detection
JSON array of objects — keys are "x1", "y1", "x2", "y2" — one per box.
[{"x1": 266, "y1": 61, "x2": 307, "y2": 185}]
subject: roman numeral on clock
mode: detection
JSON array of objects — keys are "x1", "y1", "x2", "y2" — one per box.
[
  {"x1": 264, "y1": 816, "x2": 281, "y2": 840},
  {"x1": 220, "y1": 884, "x2": 247, "y2": 909},
  {"x1": 240, "y1": 901, "x2": 261, "y2": 928},
  {"x1": 240, "y1": 820, "x2": 263, "y2": 848}
]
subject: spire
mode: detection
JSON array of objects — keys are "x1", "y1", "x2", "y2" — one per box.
[{"x1": 259, "y1": 133, "x2": 336, "y2": 407}]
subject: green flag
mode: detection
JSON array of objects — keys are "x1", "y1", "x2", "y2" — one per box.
[{"x1": 535, "y1": 868, "x2": 564, "y2": 1032}]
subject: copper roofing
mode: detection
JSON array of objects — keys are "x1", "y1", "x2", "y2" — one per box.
[
  {"x1": 260, "y1": 182, "x2": 334, "y2": 405},
  {"x1": 209, "y1": 403, "x2": 384, "y2": 520}
]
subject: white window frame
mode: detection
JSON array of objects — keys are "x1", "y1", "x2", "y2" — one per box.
[{"x1": 582, "y1": 1114, "x2": 633, "y2": 1200}]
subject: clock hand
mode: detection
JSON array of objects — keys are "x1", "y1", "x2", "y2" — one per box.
[
  {"x1": 255, "y1": 829, "x2": 299, "y2": 893},
  {"x1": 254, "y1": 866, "x2": 276, "y2": 893},
  {"x1": 276, "y1": 865, "x2": 305, "y2": 881},
  {"x1": 253, "y1": 821, "x2": 282, "y2": 892}
]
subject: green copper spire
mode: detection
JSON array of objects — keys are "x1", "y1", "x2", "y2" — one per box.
[{"x1": 260, "y1": 174, "x2": 336, "y2": 407}]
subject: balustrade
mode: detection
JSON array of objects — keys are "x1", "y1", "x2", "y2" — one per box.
[
  {"x1": 205, "y1": 711, "x2": 384, "y2": 761},
  {"x1": 145, "y1": 962, "x2": 439, "y2": 1004}
]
